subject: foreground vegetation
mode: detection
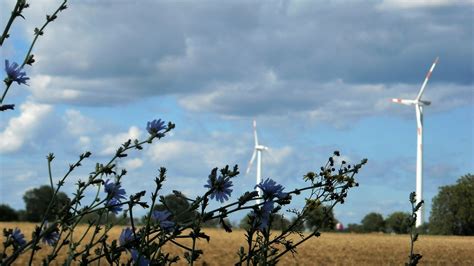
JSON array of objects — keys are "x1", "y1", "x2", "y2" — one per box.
[{"x1": 1, "y1": 223, "x2": 473, "y2": 265}]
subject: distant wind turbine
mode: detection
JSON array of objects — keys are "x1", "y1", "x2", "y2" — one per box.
[
  {"x1": 392, "y1": 57, "x2": 439, "y2": 227},
  {"x1": 246, "y1": 120, "x2": 269, "y2": 204}
]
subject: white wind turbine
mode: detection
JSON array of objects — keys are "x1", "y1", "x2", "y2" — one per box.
[
  {"x1": 246, "y1": 120, "x2": 269, "y2": 204},
  {"x1": 392, "y1": 57, "x2": 439, "y2": 227}
]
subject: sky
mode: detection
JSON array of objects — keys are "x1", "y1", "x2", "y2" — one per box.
[{"x1": 0, "y1": 0, "x2": 473, "y2": 225}]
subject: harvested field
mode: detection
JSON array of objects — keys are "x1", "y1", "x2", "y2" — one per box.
[{"x1": 1, "y1": 222, "x2": 473, "y2": 265}]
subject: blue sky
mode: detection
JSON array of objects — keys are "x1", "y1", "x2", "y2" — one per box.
[{"x1": 0, "y1": 0, "x2": 473, "y2": 225}]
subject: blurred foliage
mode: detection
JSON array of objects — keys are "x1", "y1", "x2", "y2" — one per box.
[
  {"x1": 0, "y1": 204, "x2": 18, "y2": 221},
  {"x1": 429, "y1": 173, "x2": 474, "y2": 236},
  {"x1": 385, "y1": 212, "x2": 411, "y2": 234},
  {"x1": 23, "y1": 185, "x2": 71, "y2": 222},
  {"x1": 346, "y1": 223, "x2": 363, "y2": 233},
  {"x1": 239, "y1": 213, "x2": 292, "y2": 231},
  {"x1": 78, "y1": 212, "x2": 129, "y2": 226},
  {"x1": 304, "y1": 205, "x2": 338, "y2": 231},
  {"x1": 150, "y1": 193, "x2": 198, "y2": 225},
  {"x1": 361, "y1": 212, "x2": 385, "y2": 233}
]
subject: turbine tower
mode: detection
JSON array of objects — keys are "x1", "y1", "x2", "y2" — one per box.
[
  {"x1": 246, "y1": 120, "x2": 269, "y2": 204},
  {"x1": 392, "y1": 57, "x2": 439, "y2": 227}
]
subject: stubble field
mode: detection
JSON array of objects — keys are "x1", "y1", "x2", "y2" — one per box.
[{"x1": 1, "y1": 222, "x2": 473, "y2": 265}]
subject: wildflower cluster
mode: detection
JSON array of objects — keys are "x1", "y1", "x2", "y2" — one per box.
[
  {"x1": 235, "y1": 151, "x2": 366, "y2": 265},
  {"x1": 0, "y1": 2, "x2": 371, "y2": 265}
]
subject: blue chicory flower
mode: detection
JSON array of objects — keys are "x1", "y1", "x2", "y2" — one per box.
[
  {"x1": 251, "y1": 201, "x2": 274, "y2": 231},
  {"x1": 119, "y1": 227, "x2": 136, "y2": 247},
  {"x1": 130, "y1": 249, "x2": 150, "y2": 266},
  {"x1": 152, "y1": 210, "x2": 175, "y2": 231},
  {"x1": 106, "y1": 198, "x2": 123, "y2": 215},
  {"x1": 255, "y1": 178, "x2": 287, "y2": 200},
  {"x1": 146, "y1": 119, "x2": 166, "y2": 135},
  {"x1": 5, "y1": 60, "x2": 29, "y2": 85},
  {"x1": 41, "y1": 223, "x2": 59, "y2": 246},
  {"x1": 204, "y1": 175, "x2": 233, "y2": 203},
  {"x1": 11, "y1": 228, "x2": 26, "y2": 247},
  {"x1": 104, "y1": 179, "x2": 126, "y2": 201}
]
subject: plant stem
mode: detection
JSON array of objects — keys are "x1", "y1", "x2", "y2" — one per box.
[{"x1": 0, "y1": 0, "x2": 21, "y2": 46}]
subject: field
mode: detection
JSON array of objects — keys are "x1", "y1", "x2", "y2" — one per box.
[{"x1": 1, "y1": 222, "x2": 473, "y2": 265}]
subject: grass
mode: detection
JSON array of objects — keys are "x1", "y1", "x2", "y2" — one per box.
[{"x1": 1, "y1": 222, "x2": 473, "y2": 265}]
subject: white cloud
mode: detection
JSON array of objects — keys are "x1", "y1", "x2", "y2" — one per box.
[
  {"x1": 146, "y1": 130, "x2": 252, "y2": 179},
  {"x1": 78, "y1": 136, "x2": 91, "y2": 150},
  {"x1": 15, "y1": 170, "x2": 37, "y2": 181},
  {"x1": 122, "y1": 158, "x2": 144, "y2": 170},
  {"x1": 101, "y1": 126, "x2": 142, "y2": 155},
  {"x1": 0, "y1": 102, "x2": 53, "y2": 153},
  {"x1": 146, "y1": 140, "x2": 233, "y2": 169},
  {"x1": 61, "y1": 109, "x2": 98, "y2": 151},
  {"x1": 264, "y1": 146, "x2": 293, "y2": 166},
  {"x1": 64, "y1": 109, "x2": 96, "y2": 135},
  {"x1": 378, "y1": 0, "x2": 472, "y2": 9},
  {"x1": 147, "y1": 135, "x2": 294, "y2": 181},
  {"x1": 28, "y1": 75, "x2": 82, "y2": 102}
]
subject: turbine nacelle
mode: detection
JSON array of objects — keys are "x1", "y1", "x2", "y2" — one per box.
[
  {"x1": 255, "y1": 145, "x2": 269, "y2": 151},
  {"x1": 247, "y1": 120, "x2": 270, "y2": 175}
]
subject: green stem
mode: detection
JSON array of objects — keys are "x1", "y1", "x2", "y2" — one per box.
[
  {"x1": 0, "y1": 0, "x2": 21, "y2": 46},
  {"x1": 20, "y1": 0, "x2": 67, "y2": 69},
  {"x1": 0, "y1": 83, "x2": 12, "y2": 105},
  {"x1": 190, "y1": 235, "x2": 197, "y2": 266},
  {"x1": 0, "y1": 0, "x2": 67, "y2": 105}
]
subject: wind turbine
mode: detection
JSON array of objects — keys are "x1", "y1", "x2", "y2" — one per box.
[
  {"x1": 392, "y1": 57, "x2": 439, "y2": 227},
  {"x1": 246, "y1": 120, "x2": 269, "y2": 204}
]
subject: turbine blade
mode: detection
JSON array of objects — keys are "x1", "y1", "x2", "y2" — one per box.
[
  {"x1": 246, "y1": 150, "x2": 256, "y2": 174},
  {"x1": 253, "y1": 119, "x2": 259, "y2": 145},
  {"x1": 392, "y1": 98, "x2": 416, "y2": 106},
  {"x1": 416, "y1": 57, "x2": 439, "y2": 101}
]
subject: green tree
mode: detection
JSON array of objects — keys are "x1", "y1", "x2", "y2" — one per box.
[
  {"x1": 16, "y1": 210, "x2": 27, "y2": 221},
  {"x1": 239, "y1": 213, "x2": 292, "y2": 231},
  {"x1": 23, "y1": 185, "x2": 71, "y2": 222},
  {"x1": 270, "y1": 214, "x2": 291, "y2": 231},
  {"x1": 347, "y1": 223, "x2": 362, "y2": 233},
  {"x1": 361, "y1": 212, "x2": 385, "y2": 232},
  {"x1": 304, "y1": 205, "x2": 337, "y2": 231},
  {"x1": 201, "y1": 218, "x2": 220, "y2": 228},
  {"x1": 153, "y1": 193, "x2": 197, "y2": 224},
  {"x1": 0, "y1": 204, "x2": 18, "y2": 221},
  {"x1": 78, "y1": 212, "x2": 127, "y2": 225},
  {"x1": 290, "y1": 216, "x2": 306, "y2": 232},
  {"x1": 429, "y1": 174, "x2": 474, "y2": 235},
  {"x1": 385, "y1": 212, "x2": 410, "y2": 234}
]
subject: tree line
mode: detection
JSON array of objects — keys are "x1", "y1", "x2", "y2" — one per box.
[
  {"x1": 1, "y1": 174, "x2": 472, "y2": 235},
  {"x1": 346, "y1": 173, "x2": 473, "y2": 235}
]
